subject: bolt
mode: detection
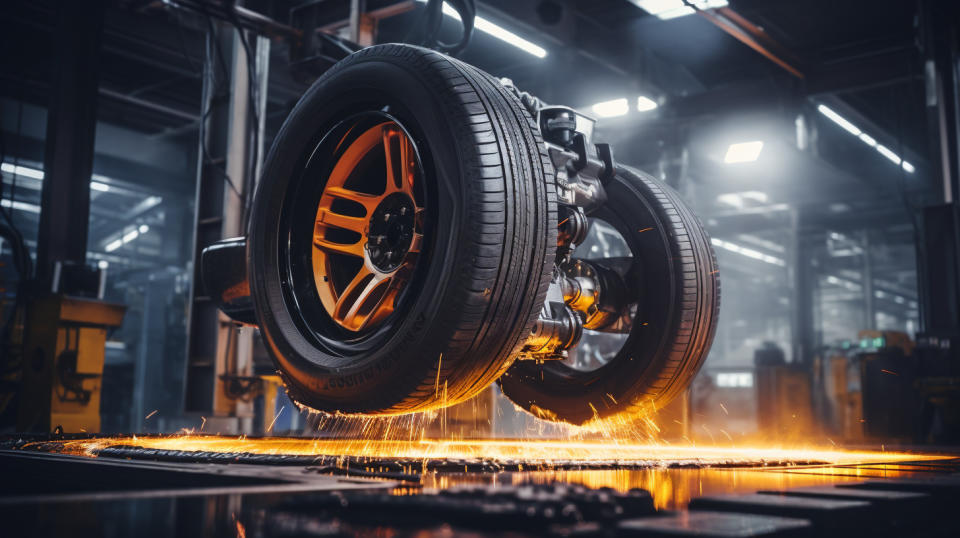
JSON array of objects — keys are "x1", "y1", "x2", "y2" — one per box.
[
  {"x1": 399, "y1": 206, "x2": 408, "y2": 216},
  {"x1": 383, "y1": 212, "x2": 391, "y2": 221},
  {"x1": 370, "y1": 235, "x2": 385, "y2": 245}
]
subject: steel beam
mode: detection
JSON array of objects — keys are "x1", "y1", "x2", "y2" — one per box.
[{"x1": 36, "y1": 1, "x2": 106, "y2": 286}]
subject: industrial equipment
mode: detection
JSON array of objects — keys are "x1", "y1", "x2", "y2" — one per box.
[
  {"x1": 16, "y1": 294, "x2": 125, "y2": 433},
  {"x1": 200, "y1": 43, "x2": 719, "y2": 426}
]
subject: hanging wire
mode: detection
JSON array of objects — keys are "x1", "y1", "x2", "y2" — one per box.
[{"x1": 409, "y1": 0, "x2": 476, "y2": 56}]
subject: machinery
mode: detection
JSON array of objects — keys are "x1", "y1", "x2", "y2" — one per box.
[{"x1": 201, "y1": 43, "x2": 720, "y2": 425}]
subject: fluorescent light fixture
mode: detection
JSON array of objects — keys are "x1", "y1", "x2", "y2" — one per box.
[
  {"x1": 91, "y1": 181, "x2": 110, "y2": 192},
  {"x1": 1, "y1": 162, "x2": 44, "y2": 180},
  {"x1": 716, "y1": 372, "x2": 753, "y2": 388},
  {"x1": 711, "y1": 237, "x2": 785, "y2": 266},
  {"x1": 875, "y1": 144, "x2": 901, "y2": 164},
  {"x1": 637, "y1": 95, "x2": 658, "y2": 111},
  {"x1": 816, "y1": 104, "x2": 916, "y2": 174},
  {"x1": 717, "y1": 191, "x2": 768, "y2": 209},
  {"x1": 97, "y1": 260, "x2": 109, "y2": 269},
  {"x1": 106, "y1": 224, "x2": 149, "y2": 253},
  {"x1": 0, "y1": 198, "x2": 41, "y2": 214},
  {"x1": 723, "y1": 141, "x2": 764, "y2": 163},
  {"x1": 630, "y1": 0, "x2": 728, "y2": 20},
  {"x1": 591, "y1": 98, "x2": 630, "y2": 118},
  {"x1": 858, "y1": 133, "x2": 877, "y2": 147},
  {"x1": 817, "y1": 104, "x2": 861, "y2": 136},
  {"x1": 432, "y1": 1, "x2": 547, "y2": 58}
]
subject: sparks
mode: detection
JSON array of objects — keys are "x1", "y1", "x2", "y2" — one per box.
[
  {"x1": 145, "y1": 410, "x2": 158, "y2": 420},
  {"x1": 267, "y1": 406, "x2": 285, "y2": 433}
]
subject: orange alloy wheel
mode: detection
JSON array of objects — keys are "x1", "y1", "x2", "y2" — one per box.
[{"x1": 310, "y1": 120, "x2": 424, "y2": 333}]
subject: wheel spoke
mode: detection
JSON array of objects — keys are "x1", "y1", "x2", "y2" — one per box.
[
  {"x1": 334, "y1": 266, "x2": 391, "y2": 331},
  {"x1": 317, "y1": 208, "x2": 366, "y2": 234},
  {"x1": 325, "y1": 186, "x2": 380, "y2": 213},
  {"x1": 383, "y1": 128, "x2": 416, "y2": 197},
  {"x1": 409, "y1": 232, "x2": 423, "y2": 254},
  {"x1": 313, "y1": 236, "x2": 364, "y2": 258}
]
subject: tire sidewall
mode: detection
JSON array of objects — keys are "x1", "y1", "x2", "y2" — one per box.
[
  {"x1": 500, "y1": 167, "x2": 715, "y2": 424},
  {"x1": 248, "y1": 56, "x2": 469, "y2": 411}
]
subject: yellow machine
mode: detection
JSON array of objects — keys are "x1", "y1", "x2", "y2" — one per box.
[{"x1": 16, "y1": 295, "x2": 125, "y2": 433}]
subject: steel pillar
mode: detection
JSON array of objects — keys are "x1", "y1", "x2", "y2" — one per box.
[
  {"x1": 183, "y1": 19, "x2": 268, "y2": 429},
  {"x1": 788, "y1": 211, "x2": 815, "y2": 365},
  {"x1": 36, "y1": 1, "x2": 105, "y2": 286}
]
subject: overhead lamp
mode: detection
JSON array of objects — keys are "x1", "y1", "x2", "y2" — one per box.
[
  {"x1": 723, "y1": 141, "x2": 764, "y2": 164},
  {"x1": 817, "y1": 104, "x2": 861, "y2": 136},
  {"x1": 91, "y1": 182, "x2": 110, "y2": 192},
  {"x1": 105, "y1": 224, "x2": 150, "y2": 253},
  {"x1": 816, "y1": 104, "x2": 916, "y2": 174},
  {"x1": 637, "y1": 95, "x2": 658, "y2": 111},
  {"x1": 0, "y1": 199, "x2": 41, "y2": 214},
  {"x1": 875, "y1": 144, "x2": 901, "y2": 165},
  {"x1": 711, "y1": 237, "x2": 784, "y2": 266},
  {"x1": 591, "y1": 98, "x2": 630, "y2": 118},
  {"x1": 1, "y1": 162, "x2": 44, "y2": 180},
  {"x1": 431, "y1": 1, "x2": 547, "y2": 58},
  {"x1": 630, "y1": 0, "x2": 728, "y2": 20}
]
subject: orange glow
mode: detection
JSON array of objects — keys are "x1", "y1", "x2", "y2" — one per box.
[
  {"x1": 33, "y1": 434, "x2": 950, "y2": 510},
  {"x1": 51, "y1": 435, "x2": 941, "y2": 466}
]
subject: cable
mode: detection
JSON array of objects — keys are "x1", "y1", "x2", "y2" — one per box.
[{"x1": 409, "y1": 0, "x2": 476, "y2": 56}]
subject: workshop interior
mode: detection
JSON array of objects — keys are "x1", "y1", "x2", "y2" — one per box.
[{"x1": 2, "y1": 0, "x2": 960, "y2": 536}]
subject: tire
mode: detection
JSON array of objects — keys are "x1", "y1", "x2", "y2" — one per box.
[
  {"x1": 499, "y1": 165, "x2": 719, "y2": 426},
  {"x1": 247, "y1": 44, "x2": 557, "y2": 415}
]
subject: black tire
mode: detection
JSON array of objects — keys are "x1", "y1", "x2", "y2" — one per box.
[
  {"x1": 247, "y1": 44, "x2": 557, "y2": 415},
  {"x1": 499, "y1": 166, "x2": 719, "y2": 426}
]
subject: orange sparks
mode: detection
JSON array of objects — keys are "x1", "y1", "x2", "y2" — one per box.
[
  {"x1": 881, "y1": 369, "x2": 899, "y2": 376},
  {"x1": 47, "y1": 435, "x2": 944, "y2": 467},
  {"x1": 267, "y1": 406, "x2": 285, "y2": 433},
  {"x1": 145, "y1": 410, "x2": 158, "y2": 420},
  {"x1": 719, "y1": 403, "x2": 729, "y2": 415},
  {"x1": 637, "y1": 227, "x2": 653, "y2": 233},
  {"x1": 434, "y1": 353, "x2": 443, "y2": 397}
]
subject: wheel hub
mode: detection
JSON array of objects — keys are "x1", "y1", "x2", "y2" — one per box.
[
  {"x1": 309, "y1": 119, "x2": 425, "y2": 333},
  {"x1": 367, "y1": 193, "x2": 416, "y2": 273}
]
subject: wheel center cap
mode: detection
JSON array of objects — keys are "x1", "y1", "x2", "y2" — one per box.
[{"x1": 367, "y1": 193, "x2": 415, "y2": 272}]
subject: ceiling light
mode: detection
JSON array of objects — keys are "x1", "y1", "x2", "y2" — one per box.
[
  {"x1": 98, "y1": 260, "x2": 109, "y2": 269},
  {"x1": 875, "y1": 144, "x2": 901, "y2": 165},
  {"x1": 591, "y1": 98, "x2": 630, "y2": 118},
  {"x1": 91, "y1": 181, "x2": 110, "y2": 192},
  {"x1": 817, "y1": 104, "x2": 861, "y2": 136},
  {"x1": 858, "y1": 133, "x2": 877, "y2": 147},
  {"x1": 122, "y1": 229, "x2": 140, "y2": 243},
  {"x1": 723, "y1": 141, "x2": 764, "y2": 164},
  {"x1": 637, "y1": 95, "x2": 658, "y2": 111},
  {"x1": 434, "y1": 1, "x2": 547, "y2": 58},
  {"x1": 716, "y1": 191, "x2": 768, "y2": 209},
  {"x1": 630, "y1": 0, "x2": 728, "y2": 20},
  {"x1": 105, "y1": 239, "x2": 123, "y2": 252},
  {"x1": 138, "y1": 224, "x2": 149, "y2": 234},
  {"x1": 815, "y1": 104, "x2": 917, "y2": 174},
  {"x1": 1, "y1": 162, "x2": 44, "y2": 180},
  {"x1": 711, "y1": 238, "x2": 785, "y2": 266},
  {"x1": 0, "y1": 199, "x2": 41, "y2": 214}
]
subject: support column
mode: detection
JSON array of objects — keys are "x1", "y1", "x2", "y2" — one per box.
[
  {"x1": 183, "y1": 20, "x2": 269, "y2": 431},
  {"x1": 788, "y1": 211, "x2": 815, "y2": 365},
  {"x1": 36, "y1": 1, "x2": 105, "y2": 285}
]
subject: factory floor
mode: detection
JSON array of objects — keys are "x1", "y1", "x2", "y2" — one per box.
[{"x1": 2, "y1": 434, "x2": 959, "y2": 536}]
